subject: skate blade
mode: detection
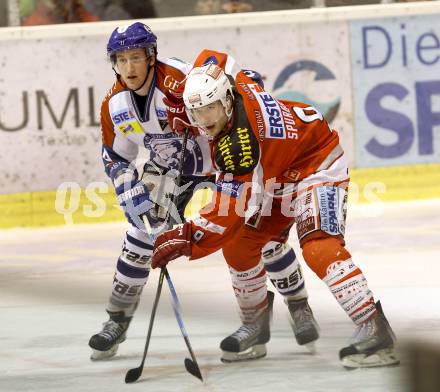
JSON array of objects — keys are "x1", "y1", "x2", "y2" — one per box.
[
  {"x1": 305, "y1": 341, "x2": 317, "y2": 354},
  {"x1": 341, "y1": 348, "x2": 400, "y2": 369},
  {"x1": 90, "y1": 344, "x2": 119, "y2": 361},
  {"x1": 221, "y1": 344, "x2": 267, "y2": 363}
]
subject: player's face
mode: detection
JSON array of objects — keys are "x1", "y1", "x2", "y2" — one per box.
[
  {"x1": 190, "y1": 100, "x2": 228, "y2": 138},
  {"x1": 115, "y1": 48, "x2": 153, "y2": 92}
]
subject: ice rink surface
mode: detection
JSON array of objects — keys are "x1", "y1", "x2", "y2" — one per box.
[{"x1": 1, "y1": 199, "x2": 439, "y2": 392}]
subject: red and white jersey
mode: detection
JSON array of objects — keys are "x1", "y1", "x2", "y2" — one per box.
[
  {"x1": 186, "y1": 50, "x2": 345, "y2": 259},
  {"x1": 101, "y1": 57, "x2": 213, "y2": 176}
]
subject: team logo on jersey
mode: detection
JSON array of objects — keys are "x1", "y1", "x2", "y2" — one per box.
[
  {"x1": 145, "y1": 136, "x2": 204, "y2": 174},
  {"x1": 249, "y1": 84, "x2": 285, "y2": 139},
  {"x1": 273, "y1": 60, "x2": 341, "y2": 123}
]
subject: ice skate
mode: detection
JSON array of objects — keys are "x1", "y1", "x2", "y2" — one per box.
[
  {"x1": 220, "y1": 291, "x2": 274, "y2": 363},
  {"x1": 286, "y1": 297, "x2": 319, "y2": 352},
  {"x1": 339, "y1": 301, "x2": 400, "y2": 368},
  {"x1": 89, "y1": 311, "x2": 131, "y2": 361}
]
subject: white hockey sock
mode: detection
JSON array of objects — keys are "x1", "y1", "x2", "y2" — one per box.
[
  {"x1": 229, "y1": 261, "x2": 268, "y2": 324},
  {"x1": 323, "y1": 259, "x2": 376, "y2": 325}
]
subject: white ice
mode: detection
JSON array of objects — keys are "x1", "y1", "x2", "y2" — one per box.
[{"x1": 1, "y1": 199, "x2": 440, "y2": 392}]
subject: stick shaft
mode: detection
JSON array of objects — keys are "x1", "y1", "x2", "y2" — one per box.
[
  {"x1": 165, "y1": 269, "x2": 200, "y2": 359},
  {"x1": 138, "y1": 269, "x2": 165, "y2": 368}
]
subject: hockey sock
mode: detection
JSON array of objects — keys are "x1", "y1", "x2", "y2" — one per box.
[
  {"x1": 303, "y1": 237, "x2": 376, "y2": 324},
  {"x1": 262, "y1": 241, "x2": 307, "y2": 300},
  {"x1": 229, "y1": 261, "x2": 268, "y2": 324},
  {"x1": 107, "y1": 228, "x2": 153, "y2": 317}
]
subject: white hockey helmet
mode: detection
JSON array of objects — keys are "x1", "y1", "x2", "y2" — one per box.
[{"x1": 183, "y1": 63, "x2": 234, "y2": 125}]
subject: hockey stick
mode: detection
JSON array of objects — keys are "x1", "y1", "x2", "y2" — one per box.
[
  {"x1": 125, "y1": 129, "x2": 202, "y2": 382},
  {"x1": 125, "y1": 268, "x2": 165, "y2": 384},
  {"x1": 161, "y1": 129, "x2": 203, "y2": 381},
  {"x1": 164, "y1": 268, "x2": 203, "y2": 381},
  {"x1": 156, "y1": 128, "x2": 203, "y2": 380}
]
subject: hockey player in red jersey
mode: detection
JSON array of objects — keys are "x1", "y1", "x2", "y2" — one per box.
[
  {"x1": 88, "y1": 28, "x2": 318, "y2": 363},
  {"x1": 151, "y1": 50, "x2": 399, "y2": 368}
]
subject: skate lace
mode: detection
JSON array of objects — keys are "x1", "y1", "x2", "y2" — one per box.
[
  {"x1": 231, "y1": 324, "x2": 260, "y2": 341},
  {"x1": 100, "y1": 320, "x2": 125, "y2": 341}
]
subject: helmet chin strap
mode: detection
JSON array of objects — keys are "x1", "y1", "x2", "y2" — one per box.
[
  {"x1": 225, "y1": 104, "x2": 233, "y2": 120},
  {"x1": 221, "y1": 111, "x2": 235, "y2": 136}
]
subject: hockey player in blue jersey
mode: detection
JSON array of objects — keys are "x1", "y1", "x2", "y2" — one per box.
[{"x1": 88, "y1": 22, "x2": 215, "y2": 360}]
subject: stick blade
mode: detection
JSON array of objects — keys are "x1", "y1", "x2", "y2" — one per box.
[
  {"x1": 125, "y1": 367, "x2": 142, "y2": 384},
  {"x1": 184, "y1": 358, "x2": 203, "y2": 381}
]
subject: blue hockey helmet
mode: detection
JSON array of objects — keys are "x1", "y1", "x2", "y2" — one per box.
[{"x1": 107, "y1": 22, "x2": 157, "y2": 59}]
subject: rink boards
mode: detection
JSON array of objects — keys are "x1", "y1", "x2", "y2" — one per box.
[{"x1": 1, "y1": 162, "x2": 439, "y2": 228}]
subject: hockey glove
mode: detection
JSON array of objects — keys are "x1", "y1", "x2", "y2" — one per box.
[
  {"x1": 114, "y1": 172, "x2": 156, "y2": 232},
  {"x1": 163, "y1": 96, "x2": 198, "y2": 135},
  {"x1": 151, "y1": 223, "x2": 192, "y2": 269},
  {"x1": 139, "y1": 162, "x2": 178, "y2": 225}
]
